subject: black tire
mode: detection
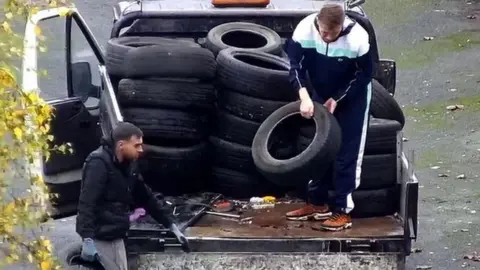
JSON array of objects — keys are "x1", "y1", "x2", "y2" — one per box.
[
  {"x1": 329, "y1": 186, "x2": 399, "y2": 218},
  {"x1": 252, "y1": 101, "x2": 342, "y2": 187},
  {"x1": 359, "y1": 154, "x2": 397, "y2": 190},
  {"x1": 217, "y1": 90, "x2": 289, "y2": 123},
  {"x1": 298, "y1": 117, "x2": 402, "y2": 155},
  {"x1": 140, "y1": 143, "x2": 211, "y2": 195},
  {"x1": 123, "y1": 46, "x2": 216, "y2": 80},
  {"x1": 48, "y1": 202, "x2": 78, "y2": 220},
  {"x1": 106, "y1": 36, "x2": 200, "y2": 77},
  {"x1": 58, "y1": 242, "x2": 103, "y2": 269},
  {"x1": 122, "y1": 108, "x2": 209, "y2": 142},
  {"x1": 210, "y1": 167, "x2": 265, "y2": 198},
  {"x1": 209, "y1": 136, "x2": 255, "y2": 173},
  {"x1": 46, "y1": 181, "x2": 81, "y2": 206},
  {"x1": 205, "y1": 22, "x2": 282, "y2": 56},
  {"x1": 370, "y1": 80, "x2": 405, "y2": 127},
  {"x1": 216, "y1": 49, "x2": 297, "y2": 101},
  {"x1": 365, "y1": 118, "x2": 401, "y2": 155},
  {"x1": 117, "y1": 78, "x2": 215, "y2": 111},
  {"x1": 213, "y1": 110, "x2": 261, "y2": 146}
]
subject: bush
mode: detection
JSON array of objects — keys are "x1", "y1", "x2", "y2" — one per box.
[{"x1": 0, "y1": 1, "x2": 70, "y2": 269}]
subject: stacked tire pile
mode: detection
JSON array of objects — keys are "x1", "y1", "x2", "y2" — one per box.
[
  {"x1": 105, "y1": 37, "x2": 217, "y2": 195},
  {"x1": 253, "y1": 81, "x2": 405, "y2": 218},
  {"x1": 203, "y1": 22, "x2": 297, "y2": 198}
]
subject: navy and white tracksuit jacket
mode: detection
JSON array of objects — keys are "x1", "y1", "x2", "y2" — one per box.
[{"x1": 286, "y1": 13, "x2": 373, "y2": 213}]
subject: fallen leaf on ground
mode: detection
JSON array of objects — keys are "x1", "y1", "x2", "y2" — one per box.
[
  {"x1": 464, "y1": 252, "x2": 479, "y2": 261},
  {"x1": 446, "y1": 104, "x2": 465, "y2": 111},
  {"x1": 423, "y1": 36, "x2": 435, "y2": 41},
  {"x1": 457, "y1": 174, "x2": 466, "y2": 179},
  {"x1": 416, "y1": 265, "x2": 432, "y2": 270},
  {"x1": 438, "y1": 173, "x2": 449, "y2": 177},
  {"x1": 411, "y1": 247, "x2": 422, "y2": 253},
  {"x1": 467, "y1": 14, "x2": 477, "y2": 19}
]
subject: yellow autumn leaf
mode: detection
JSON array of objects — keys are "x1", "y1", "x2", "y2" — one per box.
[
  {"x1": 5, "y1": 13, "x2": 13, "y2": 20},
  {"x1": 0, "y1": 67, "x2": 16, "y2": 87},
  {"x1": 40, "y1": 260, "x2": 53, "y2": 270},
  {"x1": 58, "y1": 7, "x2": 71, "y2": 17},
  {"x1": 34, "y1": 25, "x2": 42, "y2": 36},
  {"x1": 1, "y1": 21, "x2": 12, "y2": 34},
  {"x1": 13, "y1": 127, "x2": 23, "y2": 140}
]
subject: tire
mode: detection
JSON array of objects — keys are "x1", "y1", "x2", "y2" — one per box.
[
  {"x1": 117, "y1": 78, "x2": 215, "y2": 111},
  {"x1": 365, "y1": 118, "x2": 401, "y2": 155},
  {"x1": 48, "y1": 202, "x2": 78, "y2": 220},
  {"x1": 123, "y1": 46, "x2": 216, "y2": 80},
  {"x1": 298, "y1": 117, "x2": 402, "y2": 155},
  {"x1": 213, "y1": 110, "x2": 261, "y2": 146},
  {"x1": 209, "y1": 136, "x2": 255, "y2": 173},
  {"x1": 205, "y1": 22, "x2": 282, "y2": 56},
  {"x1": 370, "y1": 80, "x2": 405, "y2": 127},
  {"x1": 46, "y1": 181, "x2": 81, "y2": 206},
  {"x1": 140, "y1": 143, "x2": 211, "y2": 195},
  {"x1": 216, "y1": 49, "x2": 297, "y2": 101},
  {"x1": 106, "y1": 36, "x2": 200, "y2": 77},
  {"x1": 217, "y1": 90, "x2": 288, "y2": 122},
  {"x1": 359, "y1": 154, "x2": 397, "y2": 190},
  {"x1": 122, "y1": 108, "x2": 210, "y2": 142},
  {"x1": 252, "y1": 101, "x2": 342, "y2": 187},
  {"x1": 210, "y1": 167, "x2": 266, "y2": 198},
  {"x1": 328, "y1": 186, "x2": 399, "y2": 218},
  {"x1": 58, "y1": 242, "x2": 103, "y2": 269}
]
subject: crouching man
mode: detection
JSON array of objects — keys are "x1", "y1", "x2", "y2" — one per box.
[
  {"x1": 285, "y1": 4, "x2": 373, "y2": 231},
  {"x1": 76, "y1": 122, "x2": 187, "y2": 269}
]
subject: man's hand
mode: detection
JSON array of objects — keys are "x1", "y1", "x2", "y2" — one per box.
[
  {"x1": 324, "y1": 98, "x2": 337, "y2": 114},
  {"x1": 299, "y1": 88, "x2": 314, "y2": 118},
  {"x1": 80, "y1": 238, "x2": 98, "y2": 262},
  {"x1": 169, "y1": 224, "x2": 190, "y2": 252}
]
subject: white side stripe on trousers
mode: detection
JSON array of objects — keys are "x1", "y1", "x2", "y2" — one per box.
[{"x1": 345, "y1": 82, "x2": 372, "y2": 213}]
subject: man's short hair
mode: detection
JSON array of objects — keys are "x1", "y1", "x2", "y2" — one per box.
[
  {"x1": 317, "y1": 3, "x2": 345, "y2": 30},
  {"x1": 112, "y1": 122, "x2": 143, "y2": 143}
]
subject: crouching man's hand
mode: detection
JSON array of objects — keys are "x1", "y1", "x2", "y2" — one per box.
[{"x1": 81, "y1": 238, "x2": 98, "y2": 262}]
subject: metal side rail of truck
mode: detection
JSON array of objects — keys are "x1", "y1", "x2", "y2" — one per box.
[{"x1": 22, "y1": 1, "x2": 419, "y2": 269}]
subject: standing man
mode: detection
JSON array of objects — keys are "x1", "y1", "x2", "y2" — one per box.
[
  {"x1": 76, "y1": 122, "x2": 188, "y2": 269},
  {"x1": 284, "y1": 3, "x2": 373, "y2": 231}
]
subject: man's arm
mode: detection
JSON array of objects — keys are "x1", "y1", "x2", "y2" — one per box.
[
  {"x1": 331, "y1": 37, "x2": 373, "y2": 103},
  {"x1": 286, "y1": 38, "x2": 308, "y2": 94},
  {"x1": 132, "y1": 175, "x2": 173, "y2": 228},
  {"x1": 76, "y1": 158, "x2": 108, "y2": 239}
]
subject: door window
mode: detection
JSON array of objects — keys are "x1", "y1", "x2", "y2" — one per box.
[
  {"x1": 36, "y1": 18, "x2": 67, "y2": 101},
  {"x1": 69, "y1": 17, "x2": 101, "y2": 108}
]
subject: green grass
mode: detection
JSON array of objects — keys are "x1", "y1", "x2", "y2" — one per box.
[
  {"x1": 404, "y1": 95, "x2": 480, "y2": 130},
  {"x1": 381, "y1": 30, "x2": 480, "y2": 69},
  {"x1": 364, "y1": 0, "x2": 433, "y2": 28}
]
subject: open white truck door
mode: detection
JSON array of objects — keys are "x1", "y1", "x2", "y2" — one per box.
[{"x1": 22, "y1": 7, "x2": 108, "y2": 218}]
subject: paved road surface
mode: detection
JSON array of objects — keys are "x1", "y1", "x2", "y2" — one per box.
[{"x1": 6, "y1": 0, "x2": 480, "y2": 269}]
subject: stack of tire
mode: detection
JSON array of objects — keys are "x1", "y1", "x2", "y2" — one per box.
[
  {"x1": 203, "y1": 22, "x2": 298, "y2": 198},
  {"x1": 253, "y1": 80, "x2": 405, "y2": 218},
  {"x1": 105, "y1": 36, "x2": 217, "y2": 195}
]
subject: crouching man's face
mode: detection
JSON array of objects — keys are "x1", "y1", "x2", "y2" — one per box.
[{"x1": 118, "y1": 135, "x2": 144, "y2": 161}]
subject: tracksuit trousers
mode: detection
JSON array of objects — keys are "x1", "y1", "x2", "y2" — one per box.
[{"x1": 307, "y1": 83, "x2": 372, "y2": 214}]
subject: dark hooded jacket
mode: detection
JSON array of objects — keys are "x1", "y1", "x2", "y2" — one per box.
[{"x1": 76, "y1": 136, "x2": 172, "y2": 241}]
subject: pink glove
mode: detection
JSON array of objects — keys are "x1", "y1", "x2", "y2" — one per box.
[{"x1": 129, "y1": 208, "x2": 146, "y2": 222}]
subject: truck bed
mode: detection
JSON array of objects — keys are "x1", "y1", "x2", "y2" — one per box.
[{"x1": 188, "y1": 203, "x2": 403, "y2": 239}]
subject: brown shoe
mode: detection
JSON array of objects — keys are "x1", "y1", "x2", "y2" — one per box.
[
  {"x1": 319, "y1": 212, "x2": 352, "y2": 231},
  {"x1": 285, "y1": 204, "x2": 331, "y2": 221}
]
